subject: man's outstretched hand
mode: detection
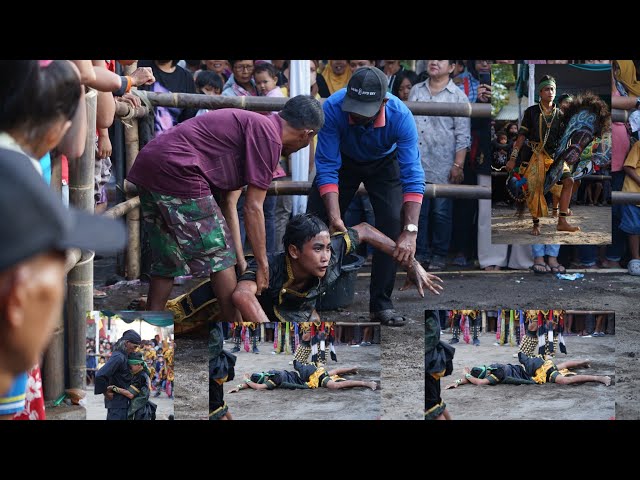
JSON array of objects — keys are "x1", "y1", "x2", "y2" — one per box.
[{"x1": 399, "y1": 260, "x2": 444, "y2": 297}]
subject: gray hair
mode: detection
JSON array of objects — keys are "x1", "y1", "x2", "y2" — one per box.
[{"x1": 279, "y1": 94, "x2": 324, "y2": 131}]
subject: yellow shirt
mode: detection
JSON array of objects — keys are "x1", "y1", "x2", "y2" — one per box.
[{"x1": 623, "y1": 141, "x2": 640, "y2": 206}]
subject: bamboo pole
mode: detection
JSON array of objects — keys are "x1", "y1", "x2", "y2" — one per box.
[
  {"x1": 104, "y1": 195, "x2": 140, "y2": 219},
  {"x1": 43, "y1": 152, "x2": 65, "y2": 401},
  {"x1": 114, "y1": 101, "x2": 148, "y2": 119},
  {"x1": 141, "y1": 92, "x2": 492, "y2": 118},
  {"x1": 123, "y1": 63, "x2": 141, "y2": 280},
  {"x1": 66, "y1": 88, "x2": 97, "y2": 390},
  {"x1": 612, "y1": 109, "x2": 627, "y2": 123},
  {"x1": 116, "y1": 181, "x2": 640, "y2": 204}
]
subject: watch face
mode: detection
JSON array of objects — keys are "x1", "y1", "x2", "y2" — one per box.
[{"x1": 405, "y1": 224, "x2": 418, "y2": 232}]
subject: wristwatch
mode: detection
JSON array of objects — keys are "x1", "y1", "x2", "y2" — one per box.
[{"x1": 403, "y1": 224, "x2": 418, "y2": 233}]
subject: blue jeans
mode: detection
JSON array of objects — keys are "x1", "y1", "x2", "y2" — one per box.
[
  {"x1": 577, "y1": 245, "x2": 598, "y2": 266},
  {"x1": 532, "y1": 244, "x2": 560, "y2": 258},
  {"x1": 606, "y1": 171, "x2": 627, "y2": 261},
  {"x1": 417, "y1": 195, "x2": 453, "y2": 259},
  {"x1": 237, "y1": 194, "x2": 277, "y2": 254}
]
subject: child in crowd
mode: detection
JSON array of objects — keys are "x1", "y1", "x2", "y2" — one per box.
[{"x1": 195, "y1": 71, "x2": 224, "y2": 117}]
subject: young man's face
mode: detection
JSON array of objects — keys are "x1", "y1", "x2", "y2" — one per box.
[
  {"x1": 540, "y1": 85, "x2": 556, "y2": 103},
  {"x1": 129, "y1": 363, "x2": 143, "y2": 374},
  {"x1": 292, "y1": 231, "x2": 332, "y2": 278}
]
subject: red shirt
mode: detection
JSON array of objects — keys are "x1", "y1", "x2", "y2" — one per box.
[{"x1": 128, "y1": 109, "x2": 283, "y2": 198}]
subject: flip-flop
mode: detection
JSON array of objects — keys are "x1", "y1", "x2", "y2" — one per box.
[
  {"x1": 370, "y1": 309, "x2": 407, "y2": 327},
  {"x1": 549, "y1": 264, "x2": 566, "y2": 274},
  {"x1": 529, "y1": 263, "x2": 549, "y2": 275}
]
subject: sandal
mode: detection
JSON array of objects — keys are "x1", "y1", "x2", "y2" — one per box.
[
  {"x1": 370, "y1": 309, "x2": 407, "y2": 327},
  {"x1": 549, "y1": 264, "x2": 566, "y2": 274},
  {"x1": 529, "y1": 263, "x2": 549, "y2": 275}
]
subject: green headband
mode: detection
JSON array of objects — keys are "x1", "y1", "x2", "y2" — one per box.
[
  {"x1": 128, "y1": 359, "x2": 145, "y2": 365},
  {"x1": 538, "y1": 79, "x2": 556, "y2": 91}
]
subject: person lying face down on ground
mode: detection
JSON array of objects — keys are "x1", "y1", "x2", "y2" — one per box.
[
  {"x1": 445, "y1": 351, "x2": 611, "y2": 389},
  {"x1": 227, "y1": 358, "x2": 377, "y2": 393},
  {"x1": 231, "y1": 213, "x2": 443, "y2": 324}
]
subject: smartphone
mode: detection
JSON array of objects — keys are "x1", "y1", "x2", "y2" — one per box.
[{"x1": 479, "y1": 71, "x2": 491, "y2": 85}]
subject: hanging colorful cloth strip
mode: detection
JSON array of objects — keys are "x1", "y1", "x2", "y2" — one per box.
[
  {"x1": 496, "y1": 309, "x2": 502, "y2": 341},
  {"x1": 462, "y1": 314, "x2": 470, "y2": 344},
  {"x1": 243, "y1": 325, "x2": 250, "y2": 352},
  {"x1": 285, "y1": 322, "x2": 291, "y2": 355},
  {"x1": 519, "y1": 310, "x2": 525, "y2": 343},
  {"x1": 500, "y1": 310, "x2": 506, "y2": 345},
  {"x1": 509, "y1": 310, "x2": 516, "y2": 347}
]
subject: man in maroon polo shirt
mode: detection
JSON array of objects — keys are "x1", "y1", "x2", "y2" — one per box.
[{"x1": 127, "y1": 95, "x2": 324, "y2": 322}]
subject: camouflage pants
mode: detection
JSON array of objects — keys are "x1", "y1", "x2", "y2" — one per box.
[{"x1": 139, "y1": 188, "x2": 236, "y2": 278}]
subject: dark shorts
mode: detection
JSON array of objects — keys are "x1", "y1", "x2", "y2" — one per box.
[
  {"x1": 209, "y1": 378, "x2": 228, "y2": 420},
  {"x1": 620, "y1": 204, "x2": 640, "y2": 235},
  {"x1": 424, "y1": 374, "x2": 445, "y2": 420},
  {"x1": 139, "y1": 188, "x2": 236, "y2": 277}
]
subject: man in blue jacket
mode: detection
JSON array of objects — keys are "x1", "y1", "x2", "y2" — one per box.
[{"x1": 307, "y1": 66, "x2": 425, "y2": 327}]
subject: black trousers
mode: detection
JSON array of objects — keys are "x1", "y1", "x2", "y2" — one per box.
[
  {"x1": 106, "y1": 407, "x2": 128, "y2": 420},
  {"x1": 308, "y1": 151, "x2": 403, "y2": 313}
]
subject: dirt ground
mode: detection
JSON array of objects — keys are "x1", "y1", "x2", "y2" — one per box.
[
  {"x1": 174, "y1": 330, "x2": 209, "y2": 420},
  {"x1": 224, "y1": 338, "x2": 380, "y2": 420},
  {"x1": 615, "y1": 320, "x2": 640, "y2": 420},
  {"x1": 91, "y1": 255, "x2": 640, "y2": 420},
  {"x1": 440, "y1": 332, "x2": 615, "y2": 420},
  {"x1": 491, "y1": 204, "x2": 611, "y2": 245}
]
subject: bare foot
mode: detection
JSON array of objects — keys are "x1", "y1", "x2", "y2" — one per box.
[
  {"x1": 531, "y1": 224, "x2": 541, "y2": 236},
  {"x1": 551, "y1": 209, "x2": 558, "y2": 217},
  {"x1": 601, "y1": 260, "x2": 621, "y2": 269},
  {"x1": 579, "y1": 359, "x2": 591, "y2": 369},
  {"x1": 368, "y1": 381, "x2": 378, "y2": 391},
  {"x1": 601, "y1": 376, "x2": 611, "y2": 386},
  {"x1": 557, "y1": 218, "x2": 580, "y2": 232}
]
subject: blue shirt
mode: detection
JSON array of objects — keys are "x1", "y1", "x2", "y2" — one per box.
[
  {"x1": 314, "y1": 89, "x2": 425, "y2": 195},
  {"x1": 0, "y1": 372, "x2": 27, "y2": 416}
]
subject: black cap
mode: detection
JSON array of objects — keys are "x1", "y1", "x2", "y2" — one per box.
[
  {"x1": 0, "y1": 147, "x2": 126, "y2": 272},
  {"x1": 121, "y1": 329, "x2": 142, "y2": 345},
  {"x1": 342, "y1": 66, "x2": 388, "y2": 118}
]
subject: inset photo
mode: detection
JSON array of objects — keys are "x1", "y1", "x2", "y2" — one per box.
[
  {"x1": 87, "y1": 310, "x2": 174, "y2": 420},
  {"x1": 211, "y1": 321, "x2": 380, "y2": 420},
  {"x1": 428, "y1": 309, "x2": 614, "y2": 420},
  {"x1": 492, "y1": 63, "x2": 612, "y2": 245}
]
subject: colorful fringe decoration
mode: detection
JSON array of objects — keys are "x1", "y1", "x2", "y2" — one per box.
[
  {"x1": 537, "y1": 311, "x2": 546, "y2": 356},
  {"x1": 260, "y1": 324, "x2": 265, "y2": 345},
  {"x1": 329, "y1": 324, "x2": 337, "y2": 362},
  {"x1": 509, "y1": 310, "x2": 516, "y2": 347},
  {"x1": 274, "y1": 322, "x2": 281, "y2": 352},
  {"x1": 294, "y1": 323, "x2": 299, "y2": 352},
  {"x1": 500, "y1": 310, "x2": 506, "y2": 345},
  {"x1": 519, "y1": 310, "x2": 525, "y2": 343},
  {"x1": 284, "y1": 322, "x2": 291, "y2": 355},
  {"x1": 558, "y1": 311, "x2": 567, "y2": 354},
  {"x1": 242, "y1": 326, "x2": 250, "y2": 352},
  {"x1": 496, "y1": 309, "x2": 501, "y2": 341},
  {"x1": 462, "y1": 315, "x2": 470, "y2": 344}
]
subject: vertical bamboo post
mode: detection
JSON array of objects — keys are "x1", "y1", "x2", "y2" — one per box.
[
  {"x1": 42, "y1": 153, "x2": 65, "y2": 401},
  {"x1": 67, "y1": 88, "x2": 97, "y2": 389},
  {"x1": 123, "y1": 62, "x2": 141, "y2": 279}
]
